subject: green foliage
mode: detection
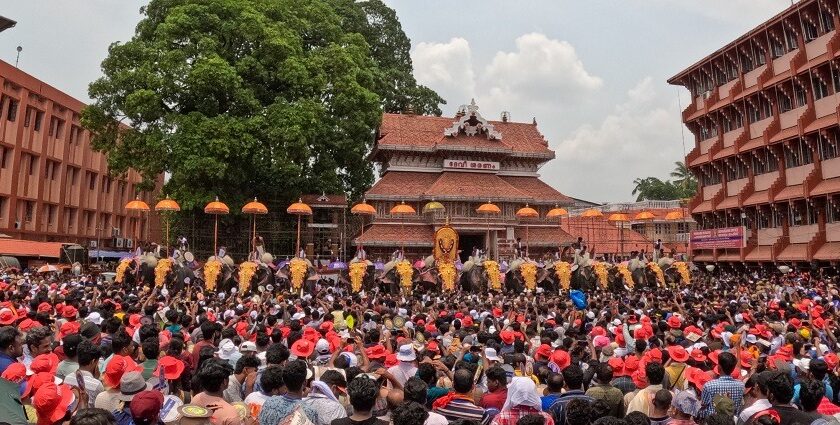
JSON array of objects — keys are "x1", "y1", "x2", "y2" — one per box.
[
  {"x1": 632, "y1": 162, "x2": 697, "y2": 201},
  {"x1": 82, "y1": 0, "x2": 444, "y2": 211}
]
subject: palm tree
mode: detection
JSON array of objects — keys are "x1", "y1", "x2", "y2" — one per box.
[{"x1": 670, "y1": 161, "x2": 695, "y2": 190}]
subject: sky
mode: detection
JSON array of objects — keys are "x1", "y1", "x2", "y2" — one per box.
[{"x1": 0, "y1": 0, "x2": 793, "y2": 202}]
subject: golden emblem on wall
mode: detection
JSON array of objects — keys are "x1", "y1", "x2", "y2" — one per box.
[{"x1": 434, "y1": 225, "x2": 459, "y2": 264}]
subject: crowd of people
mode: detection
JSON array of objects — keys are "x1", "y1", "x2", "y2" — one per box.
[{"x1": 0, "y1": 263, "x2": 838, "y2": 425}]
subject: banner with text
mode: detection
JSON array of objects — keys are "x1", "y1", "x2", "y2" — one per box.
[
  {"x1": 689, "y1": 226, "x2": 746, "y2": 249},
  {"x1": 443, "y1": 159, "x2": 500, "y2": 172}
]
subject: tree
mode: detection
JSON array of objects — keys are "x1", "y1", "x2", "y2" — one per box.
[
  {"x1": 332, "y1": 0, "x2": 445, "y2": 115},
  {"x1": 670, "y1": 161, "x2": 696, "y2": 192},
  {"x1": 631, "y1": 176, "x2": 695, "y2": 201},
  {"x1": 82, "y1": 0, "x2": 444, "y2": 211}
]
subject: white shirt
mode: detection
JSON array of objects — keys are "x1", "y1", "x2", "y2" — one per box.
[
  {"x1": 738, "y1": 399, "x2": 771, "y2": 424},
  {"x1": 64, "y1": 370, "x2": 105, "y2": 408},
  {"x1": 426, "y1": 411, "x2": 449, "y2": 425},
  {"x1": 387, "y1": 362, "x2": 418, "y2": 387}
]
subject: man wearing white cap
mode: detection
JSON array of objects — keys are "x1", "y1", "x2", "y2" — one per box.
[{"x1": 387, "y1": 344, "x2": 417, "y2": 387}]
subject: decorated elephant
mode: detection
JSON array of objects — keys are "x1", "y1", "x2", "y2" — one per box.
[
  {"x1": 340, "y1": 259, "x2": 377, "y2": 293},
  {"x1": 275, "y1": 258, "x2": 318, "y2": 293},
  {"x1": 377, "y1": 260, "x2": 420, "y2": 295},
  {"x1": 114, "y1": 257, "x2": 155, "y2": 288},
  {"x1": 198, "y1": 255, "x2": 237, "y2": 293},
  {"x1": 458, "y1": 260, "x2": 504, "y2": 293},
  {"x1": 236, "y1": 257, "x2": 277, "y2": 295}
]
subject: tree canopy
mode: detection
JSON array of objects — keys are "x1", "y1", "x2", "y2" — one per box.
[
  {"x1": 82, "y1": 0, "x2": 444, "y2": 210},
  {"x1": 631, "y1": 162, "x2": 697, "y2": 201}
]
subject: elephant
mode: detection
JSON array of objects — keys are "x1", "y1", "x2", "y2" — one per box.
[
  {"x1": 377, "y1": 262, "x2": 420, "y2": 295},
  {"x1": 115, "y1": 258, "x2": 155, "y2": 289},
  {"x1": 339, "y1": 261, "x2": 377, "y2": 293},
  {"x1": 234, "y1": 262, "x2": 277, "y2": 295},
  {"x1": 458, "y1": 263, "x2": 489, "y2": 293},
  {"x1": 504, "y1": 269, "x2": 526, "y2": 294},
  {"x1": 571, "y1": 265, "x2": 597, "y2": 291},
  {"x1": 274, "y1": 259, "x2": 318, "y2": 294}
]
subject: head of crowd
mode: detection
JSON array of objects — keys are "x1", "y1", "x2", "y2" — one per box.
[{"x1": 1, "y1": 260, "x2": 840, "y2": 425}]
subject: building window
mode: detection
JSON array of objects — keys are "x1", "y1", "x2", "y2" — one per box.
[
  {"x1": 33, "y1": 111, "x2": 43, "y2": 131},
  {"x1": 828, "y1": 201, "x2": 840, "y2": 223},
  {"x1": 88, "y1": 173, "x2": 97, "y2": 191},
  {"x1": 822, "y1": 10, "x2": 835, "y2": 33},
  {"x1": 6, "y1": 100, "x2": 17, "y2": 122},
  {"x1": 794, "y1": 83, "x2": 807, "y2": 108},
  {"x1": 790, "y1": 203, "x2": 804, "y2": 226},
  {"x1": 49, "y1": 118, "x2": 65, "y2": 139},
  {"x1": 804, "y1": 20, "x2": 819, "y2": 41},
  {"x1": 785, "y1": 27, "x2": 798, "y2": 51},
  {"x1": 778, "y1": 92, "x2": 793, "y2": 113},
  {"x1": 807, "y1": 203, "x2": 818, "y2": 225},
  {"x1": 28, "y1": 155, "x2": 37, "y2": 176},
  {"x1": 820, "y1": 134, "x2": 839, "y2": 160},
  {"x1": 771, "y1": 37, "x2": 785, "y2": 58},
  {"x1": 0, "y1": 146, "x2": 8, "y2": 169},
  {"x1": 23, "y1": 107, "x2": 31, "y2": 127},
  {"x1": 24, "y1": 201, "x2": 34, "y2": 223},
  {"x1": 813, "y1": 76, "x2": 829, "y2": 100}
]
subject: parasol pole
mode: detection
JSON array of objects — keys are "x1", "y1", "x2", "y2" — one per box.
[
  {"x1": 213, "y1": 214, "x2": 219, "y2": 256},
  {"x1": 296, "y1": 215, "x2": 301, "y2": 256}
]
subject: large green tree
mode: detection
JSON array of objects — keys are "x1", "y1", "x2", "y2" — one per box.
[
  {"x1": 333, "y1": 0, "x2": 445, "y2": 116},
  {"x1": 82, "y1": 0, "x2": 443, "y2": 210}
]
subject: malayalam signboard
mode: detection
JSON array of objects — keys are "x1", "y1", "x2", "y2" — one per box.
[
  {"x1": 689, "y1": 226, "x2": 746, "y2": 249},
  {"x1": 443, "y1": 159, "x2": 500, "y2": 172}
]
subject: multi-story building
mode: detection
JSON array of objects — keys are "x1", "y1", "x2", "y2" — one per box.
[
  {"x1": 669, "y1": 0, "x2": 840, "y2": 268},
  {"x1": 0, "y1": 59, "x2": 160, "y2": 252}
]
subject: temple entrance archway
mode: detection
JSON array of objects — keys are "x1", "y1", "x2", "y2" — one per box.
[{"x1": 459, "y1": 233, "x2": 485, "y2": 263}]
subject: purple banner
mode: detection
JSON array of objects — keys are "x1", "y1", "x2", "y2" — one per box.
[{"x1": 690, "y1": 226, "x2": 746, "y2": 249}]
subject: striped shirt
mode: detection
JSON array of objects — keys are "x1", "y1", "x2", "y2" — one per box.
[{"x1": 434, "y1": 397, "x2": 491, "y2": 425}]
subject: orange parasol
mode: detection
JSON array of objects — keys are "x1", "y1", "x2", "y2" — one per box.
[
  {"x1": 351, "y1": 200, "x2": 377, "y2": 255},
  {"x1": 125, "y1": 197, "x2": 150, "y2": 249},
  {"x1": 516, "y1": 205, "x2": 539, "y2": 258},
  {"x1": 390, "y1": 201, "x2": 416, "y2": 255},
  {"x1": 390, "y1": 201, "x2": 416, "y2": 215},
  {"x1": 242, "y1": 198, "x2": 268, "y2": 254},
  {"x1": 581, "y1": 208, "x2": 603, "y2": 218},
  {"x1": 607, "y1": 213, "x2": 629, "y2": 222},
  {"x1": 204, "y1": 197, "x2": 229, "y2": 257},
  {"x1": 477, "y1": 202, "x2": 501, "y2": 259},
  {"x1": 664, "y1": 210, "x2": 684, "y2": 220},
  {"x1": 634, "y1": 211, "x2": 655, "y2": 220},
  {"x1": 154, "y1": 197, "x2": 181, "y2": 251},
  {"x1": 287, "y1": 199, "x2": 312, "y2": 256},
  {"x1": 546, "y1": 206, "x2": 568, "y2": 219}
]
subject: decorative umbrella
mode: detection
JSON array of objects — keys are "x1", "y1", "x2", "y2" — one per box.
[
  {"x1": 37, "y1": 264, "x2": 58, "y2": 273},
  {"x1": 390, "y1": 201, "x2": 416, "y2": 256},
  {"x1": 328, "y1": 260, "x2": 348, "y2": 270},
  {"x1": 204, "y1": 197, "x2": 229, "y2": 257},
  {"x1": 634, "y1": 211, "x2": 655, "y2": 254},
  {"x1": 287, "y1": 199, "x2": 313, "y2": 257},
  {"x1": 477, "y1": 202, "x2": 501, "y2": 259},
  {"x1": 125, "y1": 196, "x2": 151, "y2": 251},
  {"x1": 516, "y1": 204, "x2": 539, "y2": 258},
  {"x1": 351, "y1": 200, "x2": 376, "y2": 258},
  {"x1": 546, "y1": 205, "x2": 569, "y2": 256},
  {"x1": 580, "y1": 209, "x2": 603, "y2": 246},
  {"x1": 242, "y1": 198, "x2": 268, "y2": 254},
  {"x1": 608, "y1": 213, "x2": 629, "y2": 259},
  {"x1": 422, "y1": 200, "x2": 445, "y2": 214},
  {"x1": 665, "y1": 210, "x2": 684, "y2": 220},
  {"x1": 154, "y1": 196, "x2": 181, "y2": 251}
]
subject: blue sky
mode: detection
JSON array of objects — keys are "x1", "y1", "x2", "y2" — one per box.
[{"x1": 0, "y1": 0, "x2": 791, "y2": 201}]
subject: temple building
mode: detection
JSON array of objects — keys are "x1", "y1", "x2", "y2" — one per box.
[{"x1": 355, "y1": 101, "x2": 648, "y2": 262}]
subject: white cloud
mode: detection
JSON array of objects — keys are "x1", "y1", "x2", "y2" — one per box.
[
  {"x1": 542, "y1": 77, "x2": 685, "y2": 201},
  {"x1": 481, "y1": 33, "x2": 602, "y2": 105},
  {"x1": 411, "y1": 38, "x2": 476, "y2": 106}
]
